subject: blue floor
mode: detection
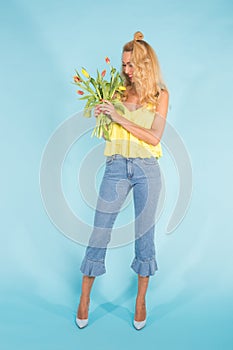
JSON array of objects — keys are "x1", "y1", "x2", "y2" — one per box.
[{"x1": 1, "y1": 286, "x2": 232, "y2": 349}]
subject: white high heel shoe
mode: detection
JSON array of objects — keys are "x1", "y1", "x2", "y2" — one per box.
[
  {"x1": 133, "y1": 319, "x2": 146, "y2": 330},
  {"x1": 75, "y1": 317, "x2": 88, "y2": 329}
]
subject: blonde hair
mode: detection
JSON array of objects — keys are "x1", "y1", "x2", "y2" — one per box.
[{"x1": 122, "y1": 31, "x2": 168, "y2": 108}]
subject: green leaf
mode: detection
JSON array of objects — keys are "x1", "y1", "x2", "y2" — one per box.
[
  {"x1": 74, "y1": 69, "x2": 82, "y2": 80},
  {"x1": 113, "y1": 102, "x2": 125, "y2": 115},
  {"x1": 78, "y1": 95, "x2": 93, "y2": 100},
  {"x1": 102, "y1": 82, "x2": 110, "y2": 99},
  {"x1": 90, "y1": 77, "x2": 101, "y2": 99},
  {"x1": 96, "y1": 69, "x2": 102, "y2": 84},
  {"x1": 83, "y1": 109, "x2": 92, "y2": 118}
]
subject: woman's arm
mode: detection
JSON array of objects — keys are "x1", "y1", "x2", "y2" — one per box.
[{"x1": 101, "y1": 90, "x2": 169, "y2": 146}]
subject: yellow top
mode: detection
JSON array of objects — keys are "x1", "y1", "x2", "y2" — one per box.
[{"x1": 104, "y1": 102, "x2": 163, "y2": 159}]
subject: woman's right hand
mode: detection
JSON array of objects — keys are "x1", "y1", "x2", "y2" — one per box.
[{"x1": 94, "y1": 104, "x2": 102, "y2": 118}]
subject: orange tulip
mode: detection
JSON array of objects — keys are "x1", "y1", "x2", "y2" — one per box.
[
  {"x1": 105, "y1": 57, "x2": 110, "y2": 64},
  {"x1": 73, "y1": 75, "x2": 81, "y2": 83},
  {"x1": 77, "y1": 90, "x2": 84, "y2": 95},
  {"x1": 101, "y1": 69, "x2": 106, "y2": 77}
]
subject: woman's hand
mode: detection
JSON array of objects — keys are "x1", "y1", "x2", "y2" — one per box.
[
  {"x1": 94, "y1": 104, "x2": 102, "y2": 118},
  {"x1": 96, "y1": 100, "x2": 121, "y2": 122}
]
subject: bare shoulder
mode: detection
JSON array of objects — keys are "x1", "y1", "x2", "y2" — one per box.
[{"x1": 159, "y1": 89, "x2": 169, "y2": 102}]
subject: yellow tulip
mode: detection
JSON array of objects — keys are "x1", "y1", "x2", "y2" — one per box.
[
  {"x1": 81, "y1": 68, "x2": 90, "y2": 78},
  {"x1": 147, "y1": 103, "x2": 155, "y2": 111},
  {"x1": 118, "y1": 86, "x2": 126, "y2": 91}
]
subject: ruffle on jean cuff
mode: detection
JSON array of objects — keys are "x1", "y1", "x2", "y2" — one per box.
[
  {"x1": 131, "y1": 257, "x2": 158, "y2": 277},
  {"x1": 80, "y1": 257, "x2": 106, "y2": 277}
]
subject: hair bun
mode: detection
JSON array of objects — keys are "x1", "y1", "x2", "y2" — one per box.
[{"x1": 134, "y1": 31, "x2": 144, "y2": 41}]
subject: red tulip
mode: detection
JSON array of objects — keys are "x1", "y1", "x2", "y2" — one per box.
[
  {"x1": 101, "y1": 69, "x2": 106, "y2": 77},
  {"x1": 77, "y1": 90, "x2": 84, "y2": 95},
  {"x1": 105, "y1": 57, "x2": 110, "y2": 64}
]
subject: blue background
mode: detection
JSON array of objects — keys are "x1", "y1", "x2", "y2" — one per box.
[{"x1": 1, "y1": 0, "x2": 233, "y2": 349}]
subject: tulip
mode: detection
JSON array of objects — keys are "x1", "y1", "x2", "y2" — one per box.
[
  {"x1": 105, "y1": 57, "x2": 110, "y2": 64},
  {"x1": 81, "y1": 68, "x2": 90, "y2": 78},
  {"x1": 147, "y1": 103, "x2": 153, "y2": 109},
  {"x1": 101, "y1": 69, "x2": 106, "y2": 77},
  {"x1": 73, "y1": 75, "x2": 81, "y2": 83},
  {"x1": 77, "y1": 90, "x2": 84, "y2": 95}
]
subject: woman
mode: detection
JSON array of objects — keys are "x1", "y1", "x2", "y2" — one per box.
[{"x1": 76, "y1": 31, "x2": 169, "y2": 330}]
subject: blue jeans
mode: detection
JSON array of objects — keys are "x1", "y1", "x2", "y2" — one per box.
[{"x1": 80, "y1": 154, "x2": 162, "y2": 277}]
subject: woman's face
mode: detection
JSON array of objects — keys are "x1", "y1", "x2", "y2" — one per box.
[{"x1": 122, "y1": 51, "x2": 134, "y2": 81}]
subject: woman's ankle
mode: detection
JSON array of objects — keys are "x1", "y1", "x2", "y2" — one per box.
[
  {"x1": 77, "y1": 297, "x2": 90, "y2": 319},
  {"x1": 134, "y1": 300, "x2": 146, "y2": 321}
]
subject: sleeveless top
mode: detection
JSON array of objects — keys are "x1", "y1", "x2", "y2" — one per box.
[{"x1": 104, "y1": 102, "x2": 163, "y2": 159}]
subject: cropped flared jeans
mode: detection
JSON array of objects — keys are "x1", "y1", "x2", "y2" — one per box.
[{"x1": 80, "y1": 154, "x2": 162, "y2": 277}]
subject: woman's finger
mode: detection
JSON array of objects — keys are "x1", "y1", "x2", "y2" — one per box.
[
  {"x1": 102, "y1": 99, "x2": 112, "y2": 106},
  {"x1": 94, "y1": 105, "x2": 101, "y2": 116}
]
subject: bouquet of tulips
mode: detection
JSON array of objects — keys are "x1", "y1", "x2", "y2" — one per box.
[{"x1": 73, "y1": 57, "x2": 126, "y2": 141}]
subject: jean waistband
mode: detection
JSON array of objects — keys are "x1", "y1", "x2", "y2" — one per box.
[{"x1": 107, "y1": 154, "x2": 157, "y2": 160}]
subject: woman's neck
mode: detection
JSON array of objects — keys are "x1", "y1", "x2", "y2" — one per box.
[
  {"x1": 124, "y1": 92, "x2": 142, "y2": 111},
  {"x1": 126, "y1": 86, "x2": 139, "y2": 104}
]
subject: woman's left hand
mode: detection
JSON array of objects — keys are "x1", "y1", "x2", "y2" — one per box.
[{"x1": 99, "y1": 100, "x2": 120, "y2": 122}]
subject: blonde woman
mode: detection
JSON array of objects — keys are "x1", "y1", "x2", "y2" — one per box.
[{"x1": 76, "y1": 31, "x2": 169, "y2": 330}]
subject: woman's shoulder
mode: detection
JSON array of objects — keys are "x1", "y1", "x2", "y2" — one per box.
[
  {"x1": 159, "y1": 88, "x2": 169, "y2": 99},
  {"x1": 155, "y1": 87, "x2": 169, "y2": 103},
  {"x1": 155, "y1": 89, "x2": 169, "y2": 117},
  {"x1": 160, "y1": 88, "x2": 169, "y2": 99}
]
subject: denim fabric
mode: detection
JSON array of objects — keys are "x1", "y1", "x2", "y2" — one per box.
[{"x1": 80, "y1": 154, "x2": 162, "y2": 277}]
